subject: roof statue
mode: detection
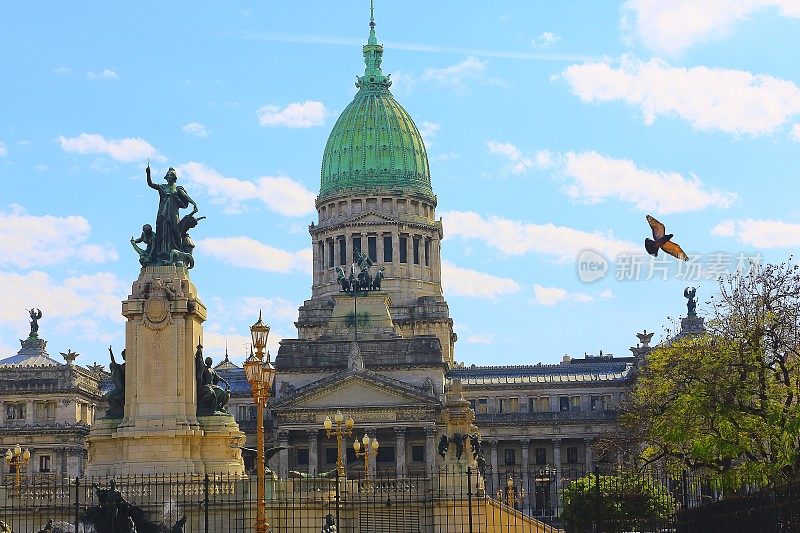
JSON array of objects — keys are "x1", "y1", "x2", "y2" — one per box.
[
  {"x1": 28, "y1": 307, "x2": 42, "y2": 336},
  {"x1": 684, "y1": 286, "x2": 697, "y2": 318},
  {"x1": 131, "y1": 162, "x2": 204, "y2": 269}
]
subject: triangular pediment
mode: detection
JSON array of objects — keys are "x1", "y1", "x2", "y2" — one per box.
[
  {"x1": 349, "y1": 211, "x2": 395, "y2": 224},
  {"x1": 275, "y1": 370, "x2": 439, "y2": 410}
]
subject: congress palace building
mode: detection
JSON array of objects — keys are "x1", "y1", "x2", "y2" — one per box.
[{"x1": 0, "y1": 8, "x2": 668, "y2": 508}]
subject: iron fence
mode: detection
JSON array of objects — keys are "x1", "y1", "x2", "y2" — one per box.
[{"x1": 1, "y1": 466, "x2": 798, "y2": 532}]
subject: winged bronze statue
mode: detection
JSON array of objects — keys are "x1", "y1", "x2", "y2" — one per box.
[{"x1": 644, "y1": 215, "x2": 688, "y2": 261}]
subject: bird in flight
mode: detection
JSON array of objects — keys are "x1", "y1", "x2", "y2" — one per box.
[{"x1": 645, "y1": 215, "x2": 688, "y2": 261}]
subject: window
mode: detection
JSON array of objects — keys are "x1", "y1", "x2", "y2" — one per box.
[
  {"x1": 5, "y1": 403, "x2": 25, "y2": 420},
  {"x1": 411, "y1": 445, "x2": 425, "y2": 462},
  {"x1": 399, "y1": 235, "x2": 408, "y2": 263},
  {"x1": 412, "y1": 237, "x2": 420, "y2": 264},
  {"x1": 424, "y1": 238, "x2": 430, "y2": 266},
  {"x1": 475, "y1": 399, "x2": 488, "y2": 414},
  {"x1": 566, "y1": 447, "x2": 579, "y2": 464},
  {"x1": 352, "y1": 235, "x2": 362, "y2": 256},
  {"x1": 327, "y1": 239, "x2": 335, "y2": 268},
  {"x1": 504, "y1": 448, "x2": 516, "y2": 466},
  {"x1": 590, "y1": 395, "x2": 600, "y2": 411},
  {"x1": 346, "y1": 447, "x2": 356, "y2": 463},
  {"x1": 535, "y1": 448, "x2": 547, "y2": 465},
  {"x1": 570, "y1": 396, "x2": 581, "y2": 411},
  {"x1": 338, "y1": 237, "x2": 347, "y2": 265},
  {"x1": 383, "y1": 235, "x2": 393, "y2": 262},
  {"x1": 249, "y1": 406, "x2": 257, "y2": 420},
  {"x1": 237, "y1": 405, "x2": 248, "y2": 421},
  {"x1": 499, "y1": 398, "x2": 519, "y2": 413},
  {"x1": 34, "y1": 402, "x2": 56, "y2": 420},
  {"x1": 377, "y1": 446, "x2": 395, "y2": 463},
  {"x1": 530, "y1": 397, "x2": 550, "y2": 412},
  {"x1": 535, "y1": 486, "x2": 551, "y2": 512},
  {"x1": 367, "y1": 236, "x2": 377, "y2": 262},
  {"x1": 39, "y1": 455, "x2": 51, "y2": 473},
  {"x1": 318, "y1": 242, "x2": 325, "y2": 271},
  {"x1": 559, "y1": 397, "x2": 570, "y2": 412},
  {"x1": 296, "y1": 449, "x2": 309, "y2": 466},
  {"x1": 325, "y1": 447, "x2": 338, "y2": 465}
]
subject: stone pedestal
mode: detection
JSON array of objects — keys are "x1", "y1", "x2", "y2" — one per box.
[
  {"x1": 86, "y1": 265, "x2": 245, "y2": 477},
  {"x1": 326, "y1": 292, "x2": 397, "y2": 339}
]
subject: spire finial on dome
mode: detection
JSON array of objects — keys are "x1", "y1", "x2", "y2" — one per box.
[{"x1": 357, "y1": 0, "x2": 391, "y2": 90}]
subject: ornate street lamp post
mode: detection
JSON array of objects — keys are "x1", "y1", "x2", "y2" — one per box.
[
  {"x1": 246, "y1": 311, "x2": 276, "y2": 533},
  {"x1": 353, "y1": 433, "x2": 379, "y2": 488},
  {"x1": 5, "y1": 444, "x2": 31, "y2": 487},
  {"x1": 323, "y1": 411, "x2": 354, "y2": 477}
]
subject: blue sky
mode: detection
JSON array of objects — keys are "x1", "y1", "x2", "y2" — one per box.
[{"x1": 1, "y1": 1, "x2": 799, "y2": 369}]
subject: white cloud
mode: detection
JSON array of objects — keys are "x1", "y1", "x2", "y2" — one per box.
[
  {"x1": 442, "y1": 211, "x2": 638, "y2": 263},
  {"x1": 790, "y1": 124, "x2": 800, "y2": 142},
  {"x1": 598, "y1": 288, "x2": 614, "y2": 299},
  {"x1": 257, "y1": 100, "x2": 327, "y2": 128},
  {"x1": 711, "y1": 218, "x2": 800, "y2": 248},
  {"x1": 561, "y1": 151, "x2": 736, "y2": 214},
  {"x1": 623, "y1": 0, "x2": 800, "y2": 55},
  {"x1": 238, "y1": 296, "x2": 298, "y2": 323},
  {"x1": 182, "y1": 122, "x2": 210, "y2": 138},
  {"x1": 562, "y1": 57, "x2": 800, "y2": 136},
  {"x1": 34, "y1": 164, "x2": 49, "y2": 172},
  {"x1": 487, "y1": 141, "x2": 554, "y2": 174},
  {"x1": 422, "y1": 57, "x2": 487, "y2": 90},
  {"x1": 86, "y1": 69, "x2": 119, "y2": 80},
  {"x1": 0, "y1": 141, "x2": 6, "y2": 157},
  {"x1": 532, "y1": 32, "x2": 561, "y2": 48},
  {"x1": 198, "y1": 236, "x2": 311, "y2": 274},
  {"x1": 58, "y1": 133, "x2": 165, "y2": 163},
  {"x1": 441, "y1": 260, "x2": 521, "y2": 299},
  {"x1": 533, "y1": 285, "x2": 568, "y2": 306},
  {"x1": 52, "y1": 66, "x2": 71, "y2": 75},
  {"x1": 202, "y1": 327, "x2": 287, "y2": 362},
  {"x1": 466, "y1": 334, "x2": 494, "y2": 345},
  {"x1": 487, "y1": 141, "x2": 533, "y2": 174},
  {"x1": 436, "y1": 153, "x2": 458, "y2": 161},
  {"x1": 177, "y1": 162, "x2": 315, "y2": 217},
  {"x1": 532, "y1": 284, "x2": 600, "y2": 306},
  {"x1": 419, "y1": 121, "x2": 440, "y2": 146},
  {"x1": 0, "y1": 271, "x2": 126, "y2": 341},
  {"x1": 0, "y1": 206, "x2": 118, "y2": 269}
]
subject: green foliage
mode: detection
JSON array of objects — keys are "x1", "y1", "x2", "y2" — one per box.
[
  {"x1": 624, "y1": 259, "x2": 800, "y2": 484},
  {"x1": 561, "y1": 473, "x2": 675, "y2": 533}
]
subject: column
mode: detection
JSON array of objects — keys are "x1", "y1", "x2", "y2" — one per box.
[
  {"x1": 278, "y1": 430, "x2": 289, "y2": 479},
  {"x1": 377, "y1": 232, "x2": 384, "y2": 266},
  {"x1": 584, "y1": 438, "x2": 593, "y2": 473},
  {"x1": 368, "y1": 430, "x2": 377, "y2": 480},
  {"x1": 308, "y1": 430, "x2": 319, "y2": 475},
  {"x1": 521, "y1": 439, "x2": 531, "y2": 512},
  {"x1": 395, "y1": 427, "x2": 406, "y2": 477},
  {"x1": 552, "y1": 438, "x2": 562, "y2": 511},
  {"x1": 0, "y1": 401, "x2": 4, "y2": 427},
  {"x1": 26, "y1": 400, "x2": 34, "y2": 422},
  {"x1": 489, "y1": 439, "x2": 499, "y2": 495},
  {"x1": 345, "y1": 233, "x2": 353, "y2": 266},
  {"x1": 424, "y1": 426, "x2": 438, "y2": 475},
  {"x1": 339, "y1": 432, "x2": 348, "y2": 474}
]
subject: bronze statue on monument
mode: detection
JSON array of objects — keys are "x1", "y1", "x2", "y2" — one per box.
[{"x1": 131, "y1": 162, "x2": 203, "y2": 269}]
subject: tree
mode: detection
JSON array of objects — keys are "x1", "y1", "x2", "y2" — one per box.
[
  {"x1": 560, "y1": 472, "x2": 675, "y2": 533},
  {"x1": 624, "y1": 259, "x2": 800, "y2": 483}
]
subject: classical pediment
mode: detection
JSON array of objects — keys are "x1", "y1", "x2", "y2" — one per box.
[
  {"x1": 274, "y1": 369, "x2": 440, "y2": 410},
  {"x1": 349, "y1": 211, "x2": 396, "y2": 225}
]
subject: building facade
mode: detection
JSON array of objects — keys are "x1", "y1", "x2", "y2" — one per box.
[{"x1": 0, "y1": 318, "x2": 104, "y2": 483}]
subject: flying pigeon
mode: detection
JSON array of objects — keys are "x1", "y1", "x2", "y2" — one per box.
[{"x1": 645, "y1": 215, "x2": 688, "y2": 261}]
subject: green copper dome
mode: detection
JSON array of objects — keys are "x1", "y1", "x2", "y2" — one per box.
[{"x1": 319, "y1": 9, "x2": 432, "y2": 201}]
